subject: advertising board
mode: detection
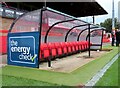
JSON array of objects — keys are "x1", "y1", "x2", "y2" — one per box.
[{"x1": 7, "y1": 32, "x2": 39, "y2": 68}]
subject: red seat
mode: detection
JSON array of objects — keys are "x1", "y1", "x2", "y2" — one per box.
[
  {"x1": 78, "y1": 42, "x2": 83, "y2": 50},
  {"x1": 47, "y1": 43, "x2": 57, "y2": 57},
  {"x1": 65, "y1": 42, "x2": 72, "y2": 53},
  {"x1": 74, "y1": 42, "x2": 79, "y2": 51},
  {"x1": 54, "y1": 42, "x2": 63, "y2": 56},
  {"x1": 83, "y1": 42, "x2": 86, "y2": 50},
  {"x1": 82, "y1": 41, "x2": 87, "y2": 50},
  {"x1": 83, "y1": 41, "x2": 89, "y2": 50},
  {"x1": 69, "y1": 42, "x2": 75, "y2": 53},
  {"x1": 39, "y1": 41, "x2": 92, "y2": 61},
  {"x1": 75, "y1": 42, "x2": 80, "y2": 51},
  {"x1": 78, "y1": 41, "x2": 92, "y2": 51},
  {"x1": 40, "y1": 43, "x2": 50, "y2": 59},
  {"x1": 60, "y1": 42, "x2": 68, "y2": 54},
  {"x1": 86, "y1": 41, "x2": 89, "y2": 49}
]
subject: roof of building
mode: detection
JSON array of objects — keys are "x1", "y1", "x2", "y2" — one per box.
[{"x1": 6, "y1": 1, "x2": 108, "y2": 17}]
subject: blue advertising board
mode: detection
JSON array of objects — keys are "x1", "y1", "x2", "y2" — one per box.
[{"x1": 7, "y1": 32, "x2": 40, "y2": 68}]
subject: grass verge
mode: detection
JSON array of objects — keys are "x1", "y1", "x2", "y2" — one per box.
[
  {"x1": 95, "y1": 57, "x2": 119, "y2": 86},
  {"x1": 2, "y1": 45, "x2": 119, "y2": 86},
  {"x1": 2, "y1": 75, "x2": 59, "y2": 86}
]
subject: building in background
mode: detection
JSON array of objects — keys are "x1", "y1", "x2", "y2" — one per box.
[
  {"x1": 118, "y1": 1, "x2": 120, "y2": 22},
  {"x1": 118, "y1": 1, "x2": 120, "y2": 30}
]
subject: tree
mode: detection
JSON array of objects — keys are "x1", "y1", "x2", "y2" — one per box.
[{"x1": 100, "y1": 18, "x2": 120, "y2": 33}]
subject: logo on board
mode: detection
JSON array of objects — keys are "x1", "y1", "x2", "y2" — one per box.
[{"x1": 9, "y1": 36, "x2": 37, "y2": 64}]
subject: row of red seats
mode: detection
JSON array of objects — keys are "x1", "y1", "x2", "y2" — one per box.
[
  {"x1": 0, "y1": 35, "x2": 92, "y2": 61},
  {"x1": 40, "y1": 41, "x2": 92, "y2": 61}
]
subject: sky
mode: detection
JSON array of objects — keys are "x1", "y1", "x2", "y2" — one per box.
[{"x1": 80, "y1": 0, "x2": 120, "y2": 24}]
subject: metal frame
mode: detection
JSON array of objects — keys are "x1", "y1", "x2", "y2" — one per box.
[
  {"x1": 9, "y1": 13, "x2": 26, "y2": 32},
  {"x1": 85, "y1": 29, "x2": 103, "y2": 41},
  {"x1": 37, "y1": 9, "x2": 44, "y2": 68},
  {"x1": 100, "y1": 29, "x2": 104, "y2": 50},
  {"x1": 77, "y1": 26, "x2": 98, "y2": 41},
  {"x1": 88, "y1": 24, "x2": 91, "y2": 57},
  {"x1": 76, "y1": 26, "x2": 100, "y2": 57},
  {"x1": 65, "y1": 24, "x2": 88, "y2": 42},
  {"x1": 85, "y1": 29, "x2": 104, "y2": 50},
  {"x1": 44, "y1": 7, "x2": 105, "y2": 43},
  {"x1": 8, "y1": 7, "x2": 106, "y2": 67},
  {"x1": 44, "y1": 19, "x2": 77, "y2": 43}
]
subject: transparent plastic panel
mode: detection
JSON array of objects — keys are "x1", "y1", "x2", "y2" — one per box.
[
  {"x1": 78, "y1": 28, "x2": 103, "y2": 49},
  {"x1": 79, "y1": 29, "x2": 88, "y2": 41},
  {"x1": 11, "y1": 9, "x2": 41, "y2": 33},
  {"x1": 87, "y1": 29, "x2": 103, "y2": 50},
  {"x1": 67, "y1": 25, "x2": 88, "y2": 42},
  {"x1": 41, "y1": 10, "x2": 88, "y2": 43},
  {"x1": 41, "y1": 10, "x2": 72, "y2": 43},
  {"x1": 78, "y1": 25, "x2": 102, "y2": 42},
  {"x1": 67, "y1": 28, "x2": 80, "y2": 42},
  {"x1": 89, "y1": 29, "x2": 103, "y2": 44}
]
